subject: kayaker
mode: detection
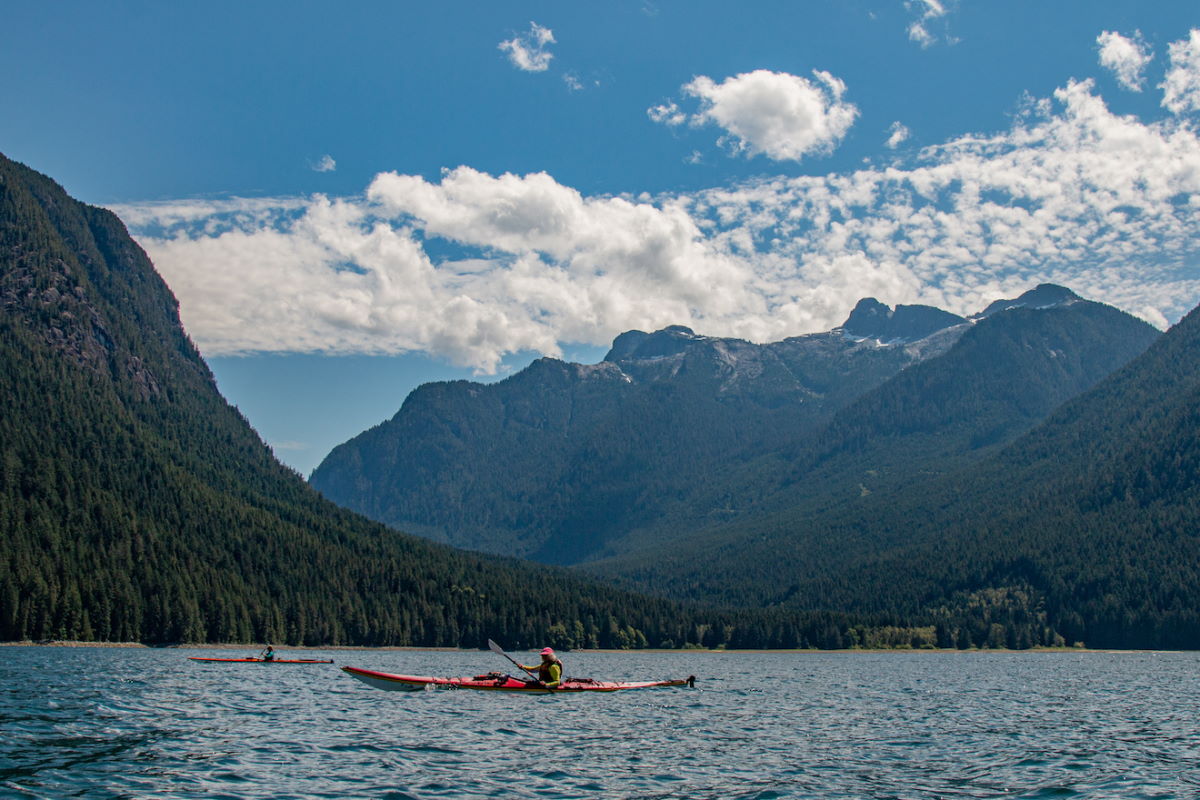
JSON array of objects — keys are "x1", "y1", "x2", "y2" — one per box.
[
  {"x1": 519, "y1": 647, "x2": 563, "y2": 689},
  {"x1": 260, "y1": 645, "x2": 276, "y2": 662}
]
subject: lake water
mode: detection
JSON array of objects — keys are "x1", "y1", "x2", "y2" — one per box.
[{"x1": 2, "y1": 647, "x2": 1198, "y2": 799}]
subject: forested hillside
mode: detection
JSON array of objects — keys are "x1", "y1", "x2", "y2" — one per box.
[
  {"x1": 0, "y1": 152, "x2": 836, "y2": 649},
  {"x1": 311, "y1": 287, "x2": 1157, "y2": 568},
  {"x1": 5, "y1": 150, "x2": 1190, "y2": 652},
  {"x1": 589, "y1": 301, "x2": 1200, "y2": 649},
  {"x1": 310, "y1": 324, "x2": 942, "y2": 561}
]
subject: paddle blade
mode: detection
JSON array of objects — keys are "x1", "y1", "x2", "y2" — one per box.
[{"x1": 488, "y1": 639, "x2": 537, "y2": 678}]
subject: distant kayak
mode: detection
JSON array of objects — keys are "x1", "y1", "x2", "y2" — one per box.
[
  {"x1": 188, "y1": 657, "x2": 334, "y2": 664},
  {"x1": 342, "y1": 666, "x2": 695, "y2": 693}
]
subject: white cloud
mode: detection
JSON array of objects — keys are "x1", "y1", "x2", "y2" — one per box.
[
  {"x1": 683, "y1": 78, "x2": 1200, "y2": 326},
  {"x1": 1097, "y1": 31, "x2": 1153, "y2": 91},
  {"x1": 886, "y1": 122, "x2": 910, "y2": 149},
  {"x1": 122, "y1": 171, "x2": 759, "y2": 371},
  {"x1": 647, "y1": 100, "x2": 686, "y2": 127},
  {"x1": 312, "y1": 154, "x2": 337, "y2": 172},
  {"x1": 498, "y1": 22, "x2": 555, "y2": 72},
  {"x1": 908, "y1": 22, "x2": 934, "y2": 48},
  {"x1": 117, "y1": 76, "x2": 1200, "y2": 371},
  {"x1": 905, "y1": 0, "x2": 954, "y2": 48},
  {"x1": 1162, "y1": 29, "x2": 1200, "y2": 114},
  {"x1": 653, "y1": 69, "x2": 859, "y2": 162},
  {"x1": 108, "y1": 195, "x2": 309, "y2": 231}
]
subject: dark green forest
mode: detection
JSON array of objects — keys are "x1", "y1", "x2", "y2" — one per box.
[
  {"x1": 310, "y1": 325, "x2": 933, "y2": 563},
  {"x1": 0, "y1": 152, "x2": 877, "y2": 650},
  {"x1": 588, "y1": 301, "x2": 1200, "y2": 650},
  {"x1": 311, "y1": 293, "x2": 1156, "y2": 569},
  {"x1": 4, "y1": 149, "x2": 1198, "y2": 651},
  {"x1": 309, "y1": 260, "x2": 1184, "y2": 650}
]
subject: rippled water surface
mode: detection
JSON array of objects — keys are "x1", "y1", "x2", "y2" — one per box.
[{"x1": 3, "y1": 648, "x2": 1199, "y2": 798}]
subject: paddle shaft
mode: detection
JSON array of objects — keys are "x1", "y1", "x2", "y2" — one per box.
[{"x1": 488, "y1": 639, "x2": 540, "y2": 680}]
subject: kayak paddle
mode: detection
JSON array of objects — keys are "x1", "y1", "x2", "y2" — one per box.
[{"x1": 487, "y1": 639, "x2": 540, "y2": 680}]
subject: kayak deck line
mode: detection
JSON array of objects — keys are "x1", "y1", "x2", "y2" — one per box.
[
  {"x1": 188, "y1": 657, "x2": 335, "y2": 663},
  {"x1": 341, "y1": 665, "x2": 696, "y2": 693}
]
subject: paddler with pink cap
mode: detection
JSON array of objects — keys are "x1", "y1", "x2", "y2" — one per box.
[{"x1": 518, "y1": 647, "x2": 563, "y2": 689}]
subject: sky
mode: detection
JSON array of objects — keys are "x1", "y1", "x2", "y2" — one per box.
[{"x1": 5, "y1": 1, "x2": 1200, "y2": 475}]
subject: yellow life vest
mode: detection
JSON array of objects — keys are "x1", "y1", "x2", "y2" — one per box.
[{"x1": 538, "y1": 659, "x2": 563, "y2": 687}]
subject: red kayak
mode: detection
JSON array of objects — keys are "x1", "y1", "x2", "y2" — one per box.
[
  {"x1": 189, "y1": 657, "x2": 334, "y2": 664},
  {"x1": 342, "y1": 666, "x2": 695, "y2": 693}
]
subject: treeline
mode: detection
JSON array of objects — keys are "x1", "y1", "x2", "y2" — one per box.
[
  {"x1": 0, "y1": 152, "x2": 1067, "y2": 651},
  {"x1": 592, "y1": 300, "x2": 1200, "y2": 650},
  {"x1": 3, "y1": 150, "x2": 1190, "y2": 652},
  {"x1": 0, "y1": 152, "x2": 684, "y2": 649}
]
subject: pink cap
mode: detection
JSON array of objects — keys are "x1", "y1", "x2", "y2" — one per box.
[{"x1": 540, "y1": 647, "x2": 555, "y2": 655}]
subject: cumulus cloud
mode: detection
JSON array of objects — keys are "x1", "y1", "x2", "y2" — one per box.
[
  {"x1": 651, "y1": 69, "x2": 859, "y2": 162},
  {"x1": 311, "y1": 154, "x2": 337, "y2": 172},
  {"x1": 1097, "y1": 30, "x2": 1153, "y2": 91},
  {"x1": 120, "y1": 171, "x2": 758, "y2": 371},
  {"x1": 117, "y1": 77, "x2": 1200, "y2": 371},
  {"x1": 885, "y1": 122, "x2": 910, "y2": 149},
  {"x1": 683, "y1": 79, "x2": 1200, "y2": 326},
  {"x1": 499, "y1": 22, "x2": 555, "y2": 72},
  {"x1": 1162, "y1": 29, "x2": 1200, "y2": 114}
]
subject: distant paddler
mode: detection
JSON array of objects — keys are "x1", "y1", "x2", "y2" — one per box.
[
  {"x1": 518, "y1": 647, "x2": 563, "y2": 690},
  {"x1": 259, "y1": 645, "x2": 276, "y2": 662}
]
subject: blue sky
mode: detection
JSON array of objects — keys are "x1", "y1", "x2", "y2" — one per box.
[{"x1": 5, "y1": 1, "x2": 1200, "y2": 475}]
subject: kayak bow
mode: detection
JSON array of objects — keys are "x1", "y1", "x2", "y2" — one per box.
[
  {"x1": 341, "y1": 665, "x2": 695, "y2": 693},
  {"x1": 188, "y1": 657, "x2": 334, "y2": 664}
]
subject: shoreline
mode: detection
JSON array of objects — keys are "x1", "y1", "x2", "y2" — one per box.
[
  {"x1": 0, "y1": 640, "x2": 1175, "y2": 654},
  {"x1": 0, "y1": 641, "x2": 460, "y2": 651}
]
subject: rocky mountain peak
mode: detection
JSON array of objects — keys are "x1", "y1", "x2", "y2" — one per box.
[
  {"x1": 841, "y1": 298, "x2": 967, "y2": 343},
  {"x1": 977, "y1": 284, "x2": 1081, "y2": 318},
  {"x1": 604, "y1": 325, "x2": 702, "y2": 363}
]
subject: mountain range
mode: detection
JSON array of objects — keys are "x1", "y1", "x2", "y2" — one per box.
[
  {"x1": 598, "y1": 295, "x2": 1200, "y2": 649},
  {"x1": 310, "y1": 284, "x2": 1158, "y2": 570},
  {"x1": 7, "y1": 149, "x2": 1200, "y2": 651}
]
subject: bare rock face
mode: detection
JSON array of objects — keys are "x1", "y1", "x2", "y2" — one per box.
[
  {"x1": 841, "y1": 298, "x2": 967, "y2": 343},
  {"x1": 0, "y1": 158, "x2": 186, "y2": 401}
]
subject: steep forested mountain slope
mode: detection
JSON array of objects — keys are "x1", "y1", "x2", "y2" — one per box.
[
  {"x1": 792, "y1": 298, "x2": 1158, "y2": 496},
  {"x1": 310, "y1": 319, "x2": 963, "y2": 562},
  {"x1": 11, "y1": 150, "x2": 1183, "y2": 651},
  {"x1": 0, "y1": 153, "x2": 735, "y2": 649},
  {"x1": 592, "y1": 296, "x2": 1159, "y2": 567},
  {"x1": 592, "y1": 301, "x2": 1200, "y2": 649},
  {"x1": 312, "y1": 287, "x2": 1156, "y2": 568}
]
